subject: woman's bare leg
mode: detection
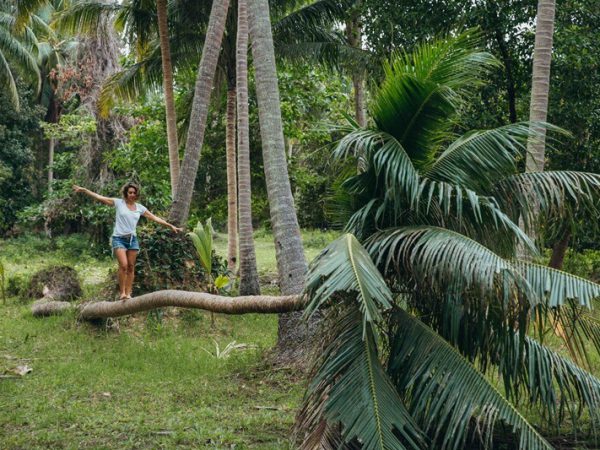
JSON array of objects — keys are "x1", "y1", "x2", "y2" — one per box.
[
  {"x1": 125, "y1": 250, "x2": 138, "y2": 298},
  {"x1": 114, "y1": 249, "x2": 128, "y2": 299}
]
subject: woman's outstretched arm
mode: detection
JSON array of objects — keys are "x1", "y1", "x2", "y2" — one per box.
[
  {"x1": 143, "y1": 210, "x2": 183, "y2": 233},
  {"x1": 72, "y1": 185, "x2": 115, "y2": 206}
]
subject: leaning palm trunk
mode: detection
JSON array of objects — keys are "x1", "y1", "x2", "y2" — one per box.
[
  {"x1": 169, "y1": 0, "x2": 231, "y2": 226},
  {"x1": 526, "y1": 0, "x2": 556, "y2": 173},
  {"x1": 226, "y1": 87, "x2": 238, "y2": 272},
  {"x1": 31, "y1": 291, "x2": 303, "y2": 318},
  {"x1": 248, "y1": 0, "x2": 309, "y2": 353},
  {"x1": 236, "y1": 0, "x2": 260, "y2": 295},
  {"x1": 156, "y1": 0, "x2": 180, "y2": 198}
]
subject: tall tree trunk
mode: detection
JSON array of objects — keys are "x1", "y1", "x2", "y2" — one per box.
[
  {"x1": 226, "y1": 87, "x2": 238, "y2": 272},
  {"x1": 549, "y1": 230, "x2": 571, "y2": 269},
  {"x1": 156, "y1": 0, "x2": 180, "y2": 198},
  {"x1": 47, "y1": 137, "x2": 55, "y2": 194},
  {"x1": 526, "y1": 0, "x2": 556, "y2": 173},
  {"x1": 494, "y1": 29, "x2": 518, "y2": 123},
  {"x1": 237, "y1": 0, "x2": 260, "y2": 295},
  {"x1": 169, "y1": 0, "x2": 231, "y2": 226},
  {"x1": 248, "y1": 0, "x2": 309, "y2": 355},
  {"x1": 345, "y1": 1, "x2": 366, "y2": 127}
]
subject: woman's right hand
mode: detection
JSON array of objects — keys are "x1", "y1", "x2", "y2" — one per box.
[{"x1": 73, "y1": 185, "x2": 85, "y2": 193}]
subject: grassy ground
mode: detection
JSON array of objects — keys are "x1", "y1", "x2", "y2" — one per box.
[{"x1": 0, "y1": 229, "x2": 340, "y2": 449}]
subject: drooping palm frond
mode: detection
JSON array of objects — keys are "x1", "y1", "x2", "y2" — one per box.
[
  {"x1": 304, "y1": 233, "x2": 393, "y2": 329},
  {"x1": 365, "y1": 226, "x2": 529, "y2": 298},
  {"x1": 114, "y1": 0, "x2": 156, "y2": 49},
  {"x1": 493, "y1": 171, "x2": 600, "y2": 232},
  {"x1": 300, "y1": 307, "x2": 426, "y2": 450},
  {"x1": 0, "y1": 23, "x2": 40, "y2": 99},
  {"x1": 52, "y1": 0, "x2": 121, "y2": 36},
  {"x1": 97, "y1": 49, "x2": 163, "y2": 117},
  {"x1": 504, "y1": 335, "x2": 600, "y2": 431},
  {"x1": 388, "y1": 308, "x2": 553, "y2": 450},
  {"x1": 15, "y1": 0, "x2": 49, "y2": 31},
  {"x1": 515, "y1": 261, "x2": 600, "y2": 309}
]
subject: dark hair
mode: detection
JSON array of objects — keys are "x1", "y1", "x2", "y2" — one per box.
[{"x1": 121, "y1": 182, "x2": 140, "y2": 199}]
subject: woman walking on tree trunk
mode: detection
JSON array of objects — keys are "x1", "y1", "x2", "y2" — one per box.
[{"x1": 73, "y1": 183, "x2": 182, "y2": 300}]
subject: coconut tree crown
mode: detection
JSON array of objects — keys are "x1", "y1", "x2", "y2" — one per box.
[{"x1": 298, "y1": 32, "x2": 600, "y2": 450}]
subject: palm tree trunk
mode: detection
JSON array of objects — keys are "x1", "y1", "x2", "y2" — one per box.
[
  {"x1": 526, "y1": 0, "x2": 556, "y2": 173},
  {"x1": 169, "y1": 0, "x2": 231, "y2": 226},
  {"x1": 248, "y1": 0, "x2": 309, "y2": 354},
  {"x1": 237, "y1": 0, "x2": 260, "y2": 295},
  {"x1": 32, "y1": 290, "x2": 304, "y2": 318},
  {"x1": 226, "y1": 87, "x2": 238, "y2": 272},
  {"x1": 156, "y1": 0, "x2": 180, "y2": 198},
  {"x1": 345, "y1": 2, "x2": 366, "y2": 127}
]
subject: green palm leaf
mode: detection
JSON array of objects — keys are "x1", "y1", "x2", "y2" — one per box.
[
  {"x1": 304, "y1": 233, "x2": 393, "y2": 330},
  {"x1": 493, "y1": 171, "x2": 600, "y2": 230},
  {"x1": 423, "y1": 123, "x2": 529, "y2": 190},
  {"x1": 188, "y1": 218, "x2": 214, "y2": 275},
  {"x1": 52, "y1": 1, "x2": 121, "y2": 35},
  {"x1": 516, "y1": 261, "x2": 600, "y2": 308},
  {"x1": 500, "y1": 335, "x2": 600, "y2": 430},
  {"x1": 389, "y1": 309, "x2": 553, "y2": 450},
  {"x1": 300, "y1": 307, "x2": 426, "y2": 450},
  {"x1": 372, "y1": 32, "x2": 499, "y2": 167},
  {"x1": 366, "y1": 226, "x2": 526, "y2": 297}
]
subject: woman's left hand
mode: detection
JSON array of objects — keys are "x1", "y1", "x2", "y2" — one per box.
[{"x1": 171, "y1": 225, "x2": 183, "y2": 233}]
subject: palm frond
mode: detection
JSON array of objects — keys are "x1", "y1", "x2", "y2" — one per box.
[
  {"x1": 423, "y1": 123, "x2": 528, "y2": 190},
  {"x1": 0, "y1": 49, "x2": 19, "y2": 109},
  {"x1": 516, "y1": 261, "x2": 600, "y2": 309},
  {"x1": 372, "y1": 32, "x2": 499, "y2": 167},
  {"x1": 393, "y1": 30, "x2": 499, "y2": 94},
  {"x1": 304, "y1": 233, "x2": 393, "y2": 330},
  {"x1": 300, "y1": 307, "x2": 426, "y2": 450},
  {"x1": 493, "y1": 171, "x2": 600, "y2": 231},
  {"x1": 366, "y1": 226, "x2": 527, "y2": 298},
  {"x1": 372, "y1": 73, "x2": 455, "y2": 168},
  {"x1": 52, "y1": 1, "x2": 121, "y2": 36},
  {"x1": 114, "y1": 0, "x2": 156, "y2": 49},
  {"x1": 188, "y1": 218, "x2": 214, "y2": 275},
  {"x1": 15, "y1": 0, "x2": 48, "y2": 31},
  {"x1": 98, "y1": 50, "x2": 163, "y2": 117},
  {"x1": 389, "y1": 309, "x2": 553, "y2": 450},
  {"x1": 0, "y1": 25, "x2": 40, "y2": 90},
  {"x1": 507, "y1": 335, "x2": 600, "y2": 430}
]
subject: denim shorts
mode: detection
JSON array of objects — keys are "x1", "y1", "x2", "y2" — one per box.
[{"x1": 111, "y1": 234, "x2": 140, "y2": 251}]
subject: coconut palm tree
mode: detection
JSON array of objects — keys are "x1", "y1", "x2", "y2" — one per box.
[{"x1": 296, "y1": 32, "x2": 600, "y2": 449}]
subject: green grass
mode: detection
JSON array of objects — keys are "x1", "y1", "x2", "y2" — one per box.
[{"x1": 0, "y1": 230, "x2": 339, "y2": 449}]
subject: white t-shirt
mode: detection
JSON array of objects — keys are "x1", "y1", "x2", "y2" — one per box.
[{"x1": 112, "y1": 198, "x2": 147, "y2": 237}]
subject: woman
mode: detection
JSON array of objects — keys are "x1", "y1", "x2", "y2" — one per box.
[{"x1": 73, "y1": 182, "x2": 182, "y2": 300}]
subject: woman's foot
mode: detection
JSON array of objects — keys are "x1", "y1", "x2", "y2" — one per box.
[
  {"x1": 119, "y1": 293, "x2": 127, "y2": 300},
  {"x1": 125, "y1": 294, "x2": 132, "y2": 299}
]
